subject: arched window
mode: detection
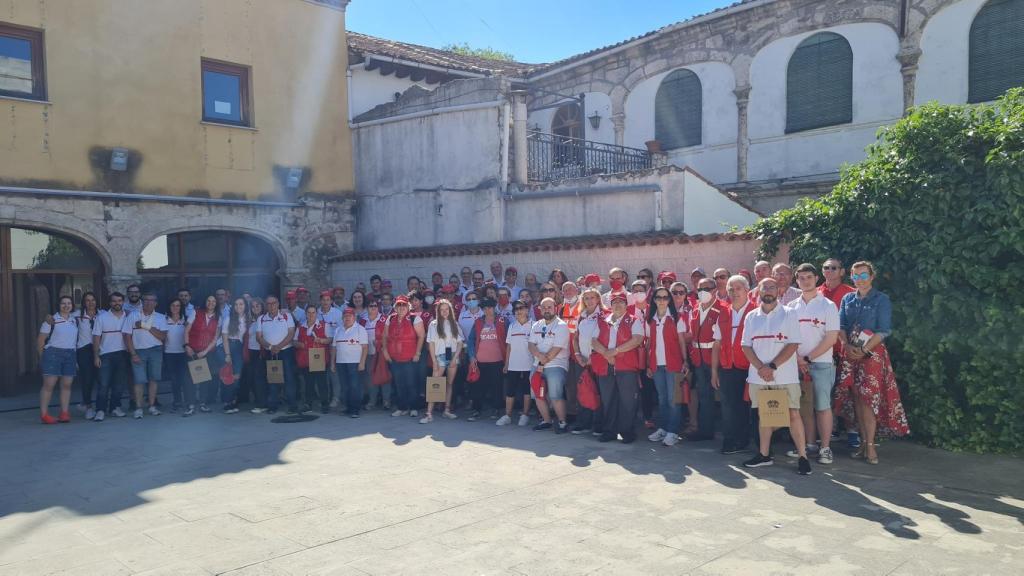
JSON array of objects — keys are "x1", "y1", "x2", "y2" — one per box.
[
  {"x1": 655, "y1": 69, "x2": 702, "y2": 149},
  {"x1": 969, "y1": 0, "x2": 1024, "y2": 103},
  {"x1": 551, "y1": 103, "x2": 582, "y2": 141},
  {"x1": 138, "y1": 231, "x2": 280, "y2": 304},
  {"x1": 786, "y1": 32, "x2": 853, "y2": 133}
]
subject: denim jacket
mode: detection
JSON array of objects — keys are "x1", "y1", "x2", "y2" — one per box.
[{"x1": 839, "y1": 289, "x2": 892, "y2": 339}]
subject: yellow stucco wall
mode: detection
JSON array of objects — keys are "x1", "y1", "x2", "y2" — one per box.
[{"x1": 0, "y1": 0, "x2": 354, "y2": 199}]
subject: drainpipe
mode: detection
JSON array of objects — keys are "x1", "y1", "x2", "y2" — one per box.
[
  {"x1": 512, "y1": 90, "x2": 529, "y2": 186},
  {"x1": 503, "y1": 183, "x2": 663, "y2": 231}
]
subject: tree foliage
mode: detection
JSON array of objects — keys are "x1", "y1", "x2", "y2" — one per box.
[
  {"x1": 441, "y1": 42, "x2": 515, "y2": 62},
  {"x1": 750, "y1": 88, "x2": 1024, "y2": 453}
]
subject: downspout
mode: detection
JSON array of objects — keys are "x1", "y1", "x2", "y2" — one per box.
[{"x1": 503, "y1": 183, "x2": 663, "y2": 231}]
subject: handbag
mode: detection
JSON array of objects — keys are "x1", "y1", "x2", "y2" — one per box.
[
  {"x1": 371, "y1": 353, "x2": 391, "y2": 387},
  {"x1": 466, "y1": 362, "x2": 480, "y2": 383},
  {"x1": 577, "y1": 368, "x2": 600, "y2": 410},
  {"x1": 530, "y1": 369, "x2": 546, "y2": 399},
  {"x1": 219, "y1": 363, "x2": 235, "y2": 386}
]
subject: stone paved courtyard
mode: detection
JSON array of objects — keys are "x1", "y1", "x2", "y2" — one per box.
[{"x1": 1, "y1": 408, "x2": 1021, "y2": 576}]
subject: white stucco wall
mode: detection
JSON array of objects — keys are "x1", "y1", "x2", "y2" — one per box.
[
  {"x1": 682, "y1": 170, "x2": 759, "y2": 232},
  {"x1": 746, "y1": 23, "x2": 903, "y2": 181},
  {"x1": 349, "y1": 66, "x2": 435, "y2": 120},
  {"x1": 915, "y1": 0, "x2": 988, "y2": 105}
]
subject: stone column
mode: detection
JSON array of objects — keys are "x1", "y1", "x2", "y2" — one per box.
[
  {"x1": 511, "y1": 90, "x2": 529, "y2": 185},
  {"x1": 898, "y1": 49, "x2": 921, "y2": 114},
  {"x1": 611, "y1": 112, "x2": 626, "y2": 147},
  {"x1": 733, "y1": 85, "x2": 751, "y2": 183}
]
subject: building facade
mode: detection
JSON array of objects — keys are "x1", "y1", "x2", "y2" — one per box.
[{"x1": 0, "y1": 0, "x2": 355, "y2": 396}]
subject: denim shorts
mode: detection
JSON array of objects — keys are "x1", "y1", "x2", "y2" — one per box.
[
  {"x1": 531, "y1": 366, "x2": 567, "y2": 401},
  {"x1": 808, "y1": 362, "x2": 836, "y2": 411},
  {"x1": 434, "y1": 354, "x2": 451, "y2": 369},
  {"x1": 132, "y1": 346, "x2": 164, "y2": 384},
  {"x1": 42, "y1": 347, "x2": 77, "y2": 377}
]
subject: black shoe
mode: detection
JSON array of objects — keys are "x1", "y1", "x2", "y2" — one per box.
[
  {"x1": 570, "y1": 425, "x2": 590, "y2": 435},
  {"x1": 720, "y1": 445, "x2": 741, "y2": 455},
  {"x1": 320, "y1": 406, "x2": 329, "y2": 415},
  {"x1": 533, "y1": 421, "x2": 552, "y2": 431},
  {"x1": 556, "y1": 421, "x2": 569, "y2": 434},
  {"x1": 684, "y1": 432, "x2": 714, "y2": 442},
  {"x1": 743, "y1": 453, "x2": 774, "y2": 468},
  {"x1": 620, "y1": 434, "x2": 635, "y2": 444},
  {"x1": 797, "y1": 457, "x2": 812, "y2": 476},
  {"x1": 598, "y1": 432, "x2": 616, "y2": 443},
  {"x1": 287, "y1": 406, "x2": 298, "y2": 415}
]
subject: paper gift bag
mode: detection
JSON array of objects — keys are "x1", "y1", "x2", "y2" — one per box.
[
  {"x1": 425, "y1": 376, "x2": 447, "y2": 403},
  {"x1": 266, "y1": 359, "x2": 285, "y2": 384},
  {"x1": 757, "y1": 387, "x2": 790, "y2": 428},
  {"x1": 188, "y1": 357, "x2": 211, "y2": 385},
  {"x1": 308, "y1": 348, "x2": 326, "y2": 372}
]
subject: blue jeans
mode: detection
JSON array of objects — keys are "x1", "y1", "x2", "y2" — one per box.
[
  {"x1": 336, "y1": 363, "x2": 363, "y2": 415},
  {"x1": 267, "y1": 348, "x2": 298, "y2": 411},
  {"x1": 652, "y1": 366, "x2": 681, "y2": 434},
  {"x1": 692, "y1": 364, "x2": 716, "y2": 437},
  {"x1": 391, "y1": 360, "x2": 417, "y2": 411},
  {"x1": 164, "y1": 352, "x2": 189, "y2": 409},
  {"x1": 97, "y1": 351, "x2": 128, "y2": 413}
]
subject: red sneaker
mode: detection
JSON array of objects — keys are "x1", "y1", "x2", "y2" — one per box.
[
  {"x1": 41, "y1": 413, "x2": 57, "y2": 425},
  {"x1": 58, "y1": 411, "x2": 71, "y2": 423}
]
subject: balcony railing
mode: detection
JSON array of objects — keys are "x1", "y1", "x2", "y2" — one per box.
[{"x1": 526, "y1": 131, "x2": 651, "y2": 183}]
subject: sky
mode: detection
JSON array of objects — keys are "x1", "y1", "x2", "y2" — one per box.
[{"x1": 347, "y1": 0, "x2": 740, "y2": 64}]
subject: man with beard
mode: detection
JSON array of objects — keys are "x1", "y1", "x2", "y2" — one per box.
[
  {"x1": 123, "y1": 284, "x2": 142, "y2": 315},
  {"x1": 528, "y1": 298, "x2": 571, "y2": 433},
  {"x1": 92, "y1": 292, "x2": 129, "y2": 421}
]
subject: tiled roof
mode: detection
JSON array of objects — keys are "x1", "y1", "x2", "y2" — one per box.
[
  {"x1": 347, "y1": 31, "x2": 539, "y2": 77},
  {"x1": 333, "y1": 232, "x2": 753, "y2": 263}
]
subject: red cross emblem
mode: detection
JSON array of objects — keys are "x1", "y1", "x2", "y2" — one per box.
[{"x1": 775, "y1": 332, "x2": 786, "y2": 341}]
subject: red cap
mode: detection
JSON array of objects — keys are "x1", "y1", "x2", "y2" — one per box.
[
  {"x1": 739, "y1": 268, "x2": 751, "y2": 278},
  {"x1": 583, "y1": 273, "x2": 602, "y2": 285},
  {"x1": 332, "y1": 286, "x2": 344, "y2": 293},
  {"x1": 320, "y1": 290, "x2": 331, "y2": 298},
  {"x1": 657, "y1": 271, "x2": 677, "y2": 282},
  {"x1": 394, "y1": 295, "x2": 410, "y2": 305},
  {"x1": 441, "y1": 284, "x2": 456, "y2": 293},
  {"x1": 432, "y1": 271, "x2": 443, "y2": 277},
  {"x1": 506, "y1": 266, "x2": 518, "y2": 274},
  {"x1": 610, "y1": 291, "x2": 628, "y2": 304},
  {"x1": 342, "y1": 307, "x2": 355, "y2": 316},
  {"x1": 296, "y1": 287, "x2": 309, "y2": 294},
  {"x1": 382, "y1": 280, "x2": 392, "y2": 287},
  {"x1": 285, "y1": 290, "x2": 296, "y2": 299}
]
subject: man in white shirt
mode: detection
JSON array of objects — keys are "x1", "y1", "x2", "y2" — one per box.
[
  {"x1": 499, "y1": 301, "x2": 534, "y2": 427},
  {"x1": 489, "y1": 261, "x2": 504, "y2": 287},
  {"x1": 789, "y1": 263, "x2": 840, "y2": 464},
  {"x1": 123, "y1": 284, "x2": 142, "y2": 315},
  {"x1": 741, "y1": 278, "x2": 811, "y2": 475},
  {"x1": 257, "y1": 295, "x2": 297, "y2": 414},
  {"x1": 122, "y1": 292, "x2": 167, "y2": 419},
  {"x1": 331, "y1": 307, "x2": 369, "y2": 418},
  {"x1": 773, "y1": 263, "x2": 802, "y2": 305},
  {"x1": 91, "y1": 292, "x2": 129, "y2": 421},
  {"x1": 458, "y1": 267, "x2": 475, "y2": 297},
  {"x1": 177, "y1": 288, "x2": 196, "y2": 322},
  {"x1": 502, "y1": 266, "x2": 523, "y2": 301},
  {"x1": 317, "y1": 290, "x2": 343, "y2": 408},
  {"x1": 528, "y1": 298, "x2": 571, "y2": 433}
]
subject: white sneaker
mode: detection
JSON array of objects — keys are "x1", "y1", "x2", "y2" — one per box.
[
  {"x1": 133, "y1": 408, "x2": 143, "y2": 419},
  {"x1": 148, "y1": 406, "x2": 161, "y2": 416},
  {"x1": 391, "y1": 409, "x2": 407, "y2": 417},
  {"x1": 662, "y1": 433, "x2": 680, "y2": 447},
  {"x1": 85, "y1": 408, "x2": 96, "y2": 420},
  {"x1": 518, "y1": 414, "x2": 529, "y2": 426},
  {"x1": 442, "y1": 411, "x2": 458, "y2": 420},
  {"x1": 818, "y1": 447, "x2": 834, "y2": 465},
  {"x1": 496, "y1": 414, "x2": 512, "y2": 426},
  {"x1": 94, "y1": 410, "x2": 105, "y2": 422},
  {"x1": 330, "y1": 397, "x2": 340, "y2": 408},
  {"x1": 250, "y1": 407, "x2": 266, "y2": 414},
  {"x1": 112, "y1": 407, "x2": 127, "y2": 418},
  {"x1": 410, "y1": 410, "x2": 419, "y2": 417},
  {"x1": 648, "y1": 428, "x2": 668, "y2": 442},
  {"x1": 76, "y1": 403, "x2": 88, "y2": 413},
  {"x1": 419, "y1": 415, "x2": 433, "y2": 424}
]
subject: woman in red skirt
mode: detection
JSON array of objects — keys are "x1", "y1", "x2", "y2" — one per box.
[{"x1": 834, "y1": 261, "x2": 909, "y2": 464}]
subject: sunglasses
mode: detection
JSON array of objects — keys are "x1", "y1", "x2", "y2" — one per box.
[
  {"x1": 670, "y1": 291, "x2": 686, "y2": 296},
  {"x1": 542, "y1": 288, "x2": 556, "y2": 293},
  {"x1": 823, "y1": 266, "x2": 840, "y2": 270},
  {"x1": 638, "y1": 275, "x2": 652, "y2": 280},
  {"x1": 654, "y1": 295, "x2": 669, "y2": 301},
  {"x1": 851, "y1": 272, "x2": 871, "y2": 281},
  {"x1": 714, "y1": 275, "x2": 728, "y2": 280}
]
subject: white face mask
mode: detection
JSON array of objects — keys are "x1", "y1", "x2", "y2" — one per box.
[
  {"x1": 698, "y1": 290, "x2": 714, "y2": 305},
  {"x1": 627, "y1": 293, "x2": 646, "y2": 307},
  {"x1": 425, "y1": 296, "x2": 435, "y2": 305},
  {"x1": 564, "y1": 295, "x2": 578, "y2": 305}
]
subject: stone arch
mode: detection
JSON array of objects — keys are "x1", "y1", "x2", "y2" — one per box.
[
  {"x1": 134, "y1": 223, "x2": 290, "y2": 276},
  {"x1": 0, "y1": 214, "x2": 113, "y2": 278}
]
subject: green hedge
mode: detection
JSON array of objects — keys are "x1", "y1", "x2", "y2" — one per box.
[{"x1": 751, "y1": 89, "x2": 1024, "y2": 453}]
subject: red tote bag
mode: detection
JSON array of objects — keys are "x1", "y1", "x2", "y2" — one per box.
[
  {"x1": 577, "y1": 369, "x2": 600, "y2": 410},
  {"x1": 371, "y1": 353, "x2": 391, "y2": 387}
]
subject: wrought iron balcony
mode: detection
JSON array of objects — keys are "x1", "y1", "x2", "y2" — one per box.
[{"x1": 526, "y1": 131, "x2": 652, "y2": 183}]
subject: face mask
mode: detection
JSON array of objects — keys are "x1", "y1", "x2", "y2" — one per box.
[
  {"x1": 498, "y1": 295, "x2": 510, "y2": 306},
  {"x1": 627, "y1": 293, "x2": 645, "y2": 307},
  {"x1": 425, "y1": 296, "x2": 435, "y2": 305},
  {"x1": 698, "y1": 290, "x2": 714, "y2": 304},
  {"x1": 382, "y1": 305, "x2": 393, "y2": 314},
  {"x1": 466, "y1": 300, "x2": 480, "y2": 310},
  {"x1": 564, "y1": 295, "x2": 578, "y2": 305},
  {"x1": 610, "y1": 279, "x2": 624, "y2": 291}
]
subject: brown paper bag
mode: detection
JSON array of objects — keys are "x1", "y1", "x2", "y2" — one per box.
[
  {"x1": 308, "y1": 348, "x2": 326, "y2": 372},
  {"x1": 188, "y1": 357, "x2": 211, "y2": 385},
  {"x1": 757, "y1": 387, "x2": 790, "y2": 428},
  {"x1": 426, "y1": 376, "x2": 447, "y2": 403},
  {"x1": 672, "y1": 372, "x2": 686, "y2": 405},
  {"x1": 266, "y1": 359, "x2": 285, "y2": 384}
]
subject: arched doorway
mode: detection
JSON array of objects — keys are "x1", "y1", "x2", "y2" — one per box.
[
  {"x1": 551, "y1": 102, "x2": 584, "y2": 168},
  {"x1": 138, "y1": 231, "x2": 281, "y2": 305},
  {"x1": 0, "y1": 226, "x2": 105, "y2": 396}
]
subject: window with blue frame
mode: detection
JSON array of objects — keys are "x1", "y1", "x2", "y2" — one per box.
[
  {"x1": 0, "y1": 22, "x2": 45, "y2": 100},
  {"x1": 201, "y1": 59, "x2": 251, "y2": 126}
]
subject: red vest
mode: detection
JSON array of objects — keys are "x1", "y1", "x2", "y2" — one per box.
[
  {"x1": 647, "y1": 312, "x2": 685, "y2": 373},
  {"x1": 295, "y1": 321, "x2": 327, "y2": 369},
  {"x1": 590, "y1": 313, "x2": 641, "y2": 376},
  {"x1": 688, "y1": 302, "x2": 730, "y2": 367},
  {"x1": 385, "y1": 314, "x2": 418, "y2": 362},
  {"x1": 721, "y1": 301, "x2": 757, "y2": 370},
  {"x1": 188, "y1": 311, "x2": 220, "y2": 352}
]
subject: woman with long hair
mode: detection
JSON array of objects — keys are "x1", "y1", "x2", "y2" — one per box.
[
  {"x1": 549, "y1": 269, "x2": 569, "y2": 291},
  {"x1": 38, "y1": 295, "x2": 78, "y2": 424},
  {"x1": 349, "y1": 289, "x2": 368, "y2": 319},
  {"x1": 645, "y1": 286, "x2": 688, "y2": 446},
  {"x1": 163, "y1": 298, "x2": 189, "y2": 413},
  {"x1": 219, "y1": 297, "x2": 248, "y2": 413},
  {"x1": 421, "y1": 299, "x2": 463, "y2": 423},
  {"x1": 75, "y1": 291, "x2": 100, "y2": 419},
  {"x1": 184, "y1": 295, "x2": 221, "y2": 416},
  {"x1": 573, "y1": 287, "x2": 608, "y2": 432},
  {"x1": 245, "y1": 297, "x2": 268, "y2": 413}
]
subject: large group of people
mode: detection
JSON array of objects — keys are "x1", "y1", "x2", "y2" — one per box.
[{"x1": 37, "y1": 258, "x2": 909, "y2": 475}]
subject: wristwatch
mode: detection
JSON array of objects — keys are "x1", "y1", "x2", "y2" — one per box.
[
  {"x1": 803, "y1": 356, "x2": 811, "y2": 364},
  {"x1": 767, "y1": 362, "x2": 777, "y2": 370}
]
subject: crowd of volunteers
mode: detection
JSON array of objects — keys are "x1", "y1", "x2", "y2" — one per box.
[{"x1": 37, "y1": 258, "x2": 909, "y2": 474}]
